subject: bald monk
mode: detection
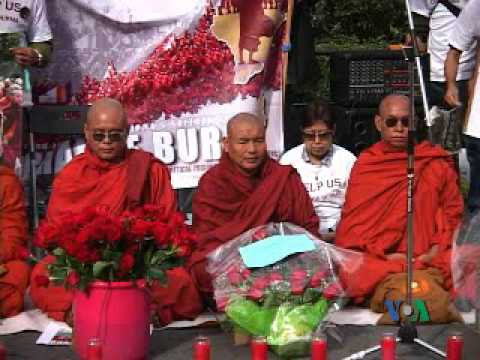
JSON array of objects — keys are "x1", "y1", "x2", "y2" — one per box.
[
  {"x1": 0, "y1": 162, "x2": 30, "y2": 317},
  {"x1": 30, "y1": 98, "x2": 202, "y2": 325},
  {"x1": 189, "y1": 112, "x2": 319, "y2": 301},
  {"x1": 335, "y1": 94, "x2": 464, "y2": 301}
]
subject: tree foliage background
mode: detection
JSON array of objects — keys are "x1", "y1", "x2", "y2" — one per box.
[{"x1": 290, "y1": 0, "x2": 409, "y2": 101}]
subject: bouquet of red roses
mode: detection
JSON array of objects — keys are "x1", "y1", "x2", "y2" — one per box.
[
  {"x1": 207, "y1": 222, "x2": 351, "y2": 358},
  {"x1": 34, "y1": 205, "x2": 195, "y2": 289}
]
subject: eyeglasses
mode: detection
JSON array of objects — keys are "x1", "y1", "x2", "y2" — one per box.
[
  {"x1": 302, "y1": 130, "x2": 333, "y2": 142},
  {"x1": 90, "y1": 130, "x2": 126, "y2": 143},
  {"x1": 384, "y1": 116, "x2": 409, "y2": 128}
]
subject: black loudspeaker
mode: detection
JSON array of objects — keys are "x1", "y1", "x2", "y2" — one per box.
[
  {"x1": 330, "y1": 50, "x2": 429, "y2": 108},
  {"x1": 333, "y1": 106, "x2": 379, "y2": 155}
]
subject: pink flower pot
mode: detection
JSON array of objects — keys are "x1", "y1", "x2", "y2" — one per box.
[{"x1": 73, "y1": 281, "x2": 151, "y2": 360}]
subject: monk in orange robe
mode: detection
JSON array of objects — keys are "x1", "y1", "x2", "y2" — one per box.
[
  {"x1": 0, "y1": 163, "x2": 30, "y2": 317},
  {"x1": 335, "y1": 95, "x2": 464, "y2": 302},
  {"x1": 29, "y1": 98, "x2": 202, "y2": 325},
  {"x1": 189, "y1": 112, "x2": 319, "y2": 301}
]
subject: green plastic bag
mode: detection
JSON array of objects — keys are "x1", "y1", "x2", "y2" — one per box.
[
  {"x1": 268, "y1": 298, "x2": 329, "y2": 358},
  {"x1": 225, "y1": 298, "x2": 277, "y2": 337}
]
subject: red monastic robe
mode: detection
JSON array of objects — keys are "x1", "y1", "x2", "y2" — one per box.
[
  {"x1": 188, "y1": 154, "x2": 319, "y2": 297},
  {"x1": 0, "y1": 164, "x2": 30, "y2": 317},
  {"x1": 29, "y1": 148, "x2": 202, "y2": 324},
  {"x1": 335, "y1": 141, "x2": 464, "y2": 301},
  {"x1": 232, "y1": 0, "x2": 274, "y2": 53}
]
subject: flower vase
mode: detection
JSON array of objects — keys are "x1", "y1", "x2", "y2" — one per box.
[{"x1": 73, "y1": 281, "x2": 151, "y2": 360}]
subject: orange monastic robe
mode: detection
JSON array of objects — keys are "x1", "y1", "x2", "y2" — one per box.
[
  {"x1": 335, "y1": 141, "x2": 464, "y2": 301},
  {"x1": 0, "y1": 164, "x2": 30, "y2": 317},
  {"x1": 29, "y1": 148, "x2": 202, "y2": 324}
]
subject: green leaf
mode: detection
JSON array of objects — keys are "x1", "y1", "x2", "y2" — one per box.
[
  {"x1": 52, "y1": 248, "x2": 65, "y2": 257},
  {"x1": 93, "y1": 261, "x2": 112, "y2": 278},
  {"x1": 147, "y1": 267, "x2": 166, "y2": 284}
]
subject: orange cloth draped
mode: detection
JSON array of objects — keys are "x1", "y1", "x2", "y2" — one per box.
[
  {"x1": 29, "y1": 148, "x2": 202, "y2": 324},
  {"x1": 188, "y1": 154, "x2": 319, "y2": 296},
  {"x1": 0, "y1": 165, "x2": 30, "y2": 317},
  {"x1": 335, "y1": 141, "x2": 464, "y2": 301}
]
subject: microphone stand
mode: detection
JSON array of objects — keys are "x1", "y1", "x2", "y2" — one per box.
[{"x1": 343, "y1": 2, "x2": 447, "y2": 358}]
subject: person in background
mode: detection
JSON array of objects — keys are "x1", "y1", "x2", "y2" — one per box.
[
  {"x1": 444, "y1": 0, "x2": 480, "y2": 214},
  {"x1": 280, "y1": 99, "x2": 356, "y2": 241},
  {"x1": 410, "y1": 0, "x2": 474, "y2": 107},
  {"x1": 1, "y1": 0, "x2": 53, "y2": 68}
]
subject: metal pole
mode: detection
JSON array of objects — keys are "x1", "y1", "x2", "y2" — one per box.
[
  {"x1": 406, "y1": 58, "x2": 415, "y2": 311},
  {"x1": 405, "y1": 0, "x2": 432, "y2": 130}
]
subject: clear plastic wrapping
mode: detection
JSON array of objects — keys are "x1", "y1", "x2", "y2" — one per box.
[{"x1": 206, "y1": 222, "x2": 363, "y2": 357}]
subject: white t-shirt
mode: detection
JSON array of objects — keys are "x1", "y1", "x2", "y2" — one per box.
[
  {"x1": 449, "y1": 0, "x2": 480, "y2": 137},
  {"x1": 280, "y1": 144, "x2": 356, "y2": 233},
  {"x1": 0, "y1": 0, "x2": 52, "y2": 46},
  {"x1": 410, "y1": 0, "x2": 475, "y2": 81}
]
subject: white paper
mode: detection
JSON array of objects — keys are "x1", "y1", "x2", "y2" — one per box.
[
  {"x1": 158, "y1": 313, "x2": 218, "y2": 330},
  {"x1": 36, "y1": 322, "x2": 72, "y2": 346}
]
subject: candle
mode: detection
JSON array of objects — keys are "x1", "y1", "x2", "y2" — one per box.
[
  {"x1": 86, "y1": 338, "x2": 102, "y2": 360},
  {"x1": 193, "y1": 335, "x2": 211, "y2": 360},
  {"x1": 381, "y1": 332, "x2": 396, "y2": 360},
  {"x1": 0, "y1": 343, "x2": 6, "y2": 360},
  {"x1": 446, "y1": 333, "x2": 464, "y2": 360},
  {"x1": 250, "y1": 336, "x2": 268, "y2": 360},
  {"x1": 311, "y1": 334, "x2": 327, "y2": 360}
]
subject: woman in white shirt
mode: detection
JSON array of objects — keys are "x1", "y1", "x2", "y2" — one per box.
[{"x1": 280, "y1": 99, "x2": 356, "y2": 240}]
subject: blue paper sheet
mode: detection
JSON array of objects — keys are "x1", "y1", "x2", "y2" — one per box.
[{"x1": 239, "y1": 234, "x2": 315, "y2": 268}]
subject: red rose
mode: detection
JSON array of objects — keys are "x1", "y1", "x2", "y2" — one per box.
[
  {"x1": 35, "y1": 275, "x2": 50, "y2": 287},
  {"x1": 168, "y1": 212, "x2": 185, "y2": 229},
  {"x1": 226, "y1": 268, "x2": 244, "y2": 286},
  {"x1": 118, "y1": 253, "x2": 135, "y2": 275},
  {"x1": 216, "y1": 296, "x2": 228, "y2": 311},
  {"x1": 175, "y1": 245, "x2": 191, "y2": 257},
  {"x1": 103, "y1": 219, "x2": 122, "y2": 244},
  {"x1": 152, "y1": 223, "x2": 172, "y2": 247},
  {"x1": 66, "y1": 271, "x2": 80, "y2": 287},
  {"x1": 247, "y1": 287, "x2": 264, "y2": 301},
  {"x1": 16, "y1": 246, "x2": 30, "y2": 260},
  {"x1": 290, "y1": 269, "x2": 307, "y2": 282},
  {"x1": 240, "y1": 268, "x2": 251, "y2": 279},
  {"x1": 129, "y1": 219, "x2": 152, "y2": 240},
  {"x1": 252, "y1": 228, "x2": 267, "y2": 241},
  {"x1": 34, "y1": 223, "x2": 59, "y2": 249},
  {"x1": 269, "y1": 272, "x2": 283, "y2": 283},
  {"x1": 309, "y1": 271, "x2": 327, "y2": 288},
  {"x1": 323, "y1": 283, "x2": 343, "y2": 300},
  {"x1": 251, "y1": 276, "x2": 270, "y2": 290},
  {"x1": 290, "y1": 281, "x2": 305, "y2": 295}
]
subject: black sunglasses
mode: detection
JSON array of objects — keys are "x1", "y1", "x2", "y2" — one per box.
[
  {"x1": 302, "y1": 130, "x2": 333, "y2": 141},
  {"x1": 384, "y1": 116, "x2": 409, "y2": 128},
  {"x1": 91, "y1": 130, "x2": 126, "y2": 143}
]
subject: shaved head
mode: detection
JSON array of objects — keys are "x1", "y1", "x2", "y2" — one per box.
[
  {"x1": 223, "y1": 112, "x2": 267, "y2": 175},
  {"x1": 226, "y1": 112, "x2": 265, "y2": 138},
  {"x1": 378, "y1": 95, "x2": 410, "y2": 117},
  {"x1": 86, "y1": 98, "x2": 127, "y2": 128},
  {"x1": 84, "y1": 98, "x2": 128, "y2": 162},
  {"x1": 374, "y1": 94, "x2": 410, "y2": 150}
]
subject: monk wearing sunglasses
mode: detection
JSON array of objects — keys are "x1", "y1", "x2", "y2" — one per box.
[
  {"x1": 335, "y1": 94, "x2": 463, "y2": 303},
  {"x1": 30, "y1": 98, "x2": 202, "y2": 325}
]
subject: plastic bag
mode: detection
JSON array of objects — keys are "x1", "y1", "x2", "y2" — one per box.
[
  {"x1": 207, "y1": 222, "x2": 363, "y2": 357},
  {"x1": 452, "y1": 213, "x2": 480, "y2": 312}
]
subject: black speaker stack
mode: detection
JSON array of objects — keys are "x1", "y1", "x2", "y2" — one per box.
[{"x1": 330, "y1": 49, "x2": 429, "y2": 155}]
